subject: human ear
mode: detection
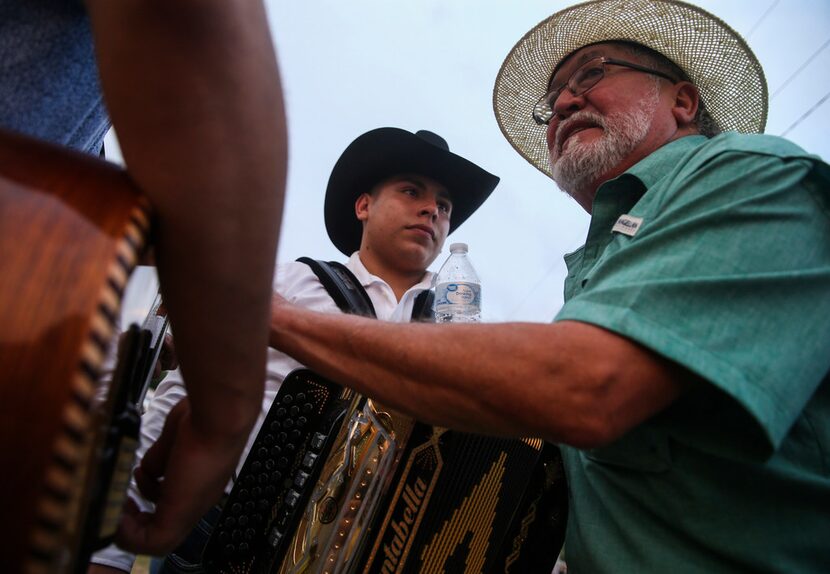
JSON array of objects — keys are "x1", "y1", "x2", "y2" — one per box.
[
  {"x1": 672, "y1": 82, "x2": 699, "y2": 127},
  {"x1": 355, "y1": 193, "x2": 371, "y2": 222}
]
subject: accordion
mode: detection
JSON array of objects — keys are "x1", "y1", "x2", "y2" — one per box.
[{"x1": 202, "y1": 370, "x2": 567, "y2": 574}]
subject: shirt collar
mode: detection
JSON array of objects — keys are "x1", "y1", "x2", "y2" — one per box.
[
  {"x1": 625, "y1": 135, "x2": 708, "y2": 189},
  {"x1": 581, "y1": 136, "x2": 708, "y2": 259},
  {"x1": 590, "y1": 135, "x2": 708, "y2": 217},
  {"x1": 345, "y1": 251, "x2": 434, "y2": 293}
]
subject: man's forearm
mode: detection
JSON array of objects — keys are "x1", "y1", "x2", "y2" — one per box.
[
  {"x1": 86, "y1": 0, "x2": 287, "y2": 435},
  {"x1": 270, "y1": 302, "x2": 688, "y2": 448}
]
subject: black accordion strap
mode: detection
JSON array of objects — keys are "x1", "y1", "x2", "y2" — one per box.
[
  {"x1": 298, "y1": 257, "x2": 433, "y2": 323},
  {"x1": 411, "y1": 288, "x2": 435, "y2": 322},
  {"x1": 297, "y1": 257, "x2": 376, "y2": 318}
]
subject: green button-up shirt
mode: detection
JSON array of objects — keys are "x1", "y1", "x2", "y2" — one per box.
[{"x1": 555, "y1": 133, "x2": 830, "y2": 573}]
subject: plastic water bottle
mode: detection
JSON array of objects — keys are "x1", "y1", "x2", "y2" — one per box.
[{"x1": 433, "y1": 242, "x2": 481, "y2": 323}]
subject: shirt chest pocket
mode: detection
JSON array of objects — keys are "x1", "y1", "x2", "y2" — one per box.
[{"x1": 583, "y1": 426, "x2": 673, "y2": 473}]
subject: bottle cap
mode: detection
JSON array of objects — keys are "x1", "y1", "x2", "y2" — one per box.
[{"x1": 449, "y1": 242, "x2": 468, "y2": 253}]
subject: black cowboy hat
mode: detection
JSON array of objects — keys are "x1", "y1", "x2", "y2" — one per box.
[{"x1": 325, "y1": 127, "x2": 500, "y2": 255}]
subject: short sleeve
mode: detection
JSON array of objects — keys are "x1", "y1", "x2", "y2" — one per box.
[{"x1": 556, "y1": 149, "x2": 830, "y2": 454}]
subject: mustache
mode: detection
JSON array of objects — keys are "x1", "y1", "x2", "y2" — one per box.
[{"x1": 554, "y1": 111, "x2": 607, "y2": 153}]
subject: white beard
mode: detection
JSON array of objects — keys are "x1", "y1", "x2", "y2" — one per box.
[{"x1": 549, "y1": 87, "x2": 660, "y2": 197}]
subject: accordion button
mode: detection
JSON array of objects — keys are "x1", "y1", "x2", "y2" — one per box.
[
  {"x1": 267, "y1": 526, "x2": 283, "y2": 547},
  {"x1": 302, "y1": 452, "x2": 318, "y2": 469},
  {"x1": 294, "y1": 471, "x2": 309, "y2": 489},
  {"x1": 311, "y1": 432, "x2": 327, "y2": 451},
  {"x1": 285, "y1": 490, "x2": 301, "y2": 508}
]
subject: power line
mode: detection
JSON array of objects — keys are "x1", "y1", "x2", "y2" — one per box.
[
  {"x1": 507, "y1": 260, "x2": 561, "y2": 319},
  {"x1": 771, "y1": 37, "x2": 830, "y2": 100},
  {"x1": 746, "y1": 0, "x2": 780, "y2": 39},
  {"x1": 741, "y1": 1, "x2": 830, "y2": 137},
  {"x1": 780, "y1": 89, "x2": 830, "y2": 137}
]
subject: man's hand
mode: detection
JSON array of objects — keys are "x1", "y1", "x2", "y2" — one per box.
[{"x1": 115, "y1": 398, "x2": 244, "y2": 555}]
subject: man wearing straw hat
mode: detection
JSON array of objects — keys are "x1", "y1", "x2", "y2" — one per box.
[{"x1": 269, "y1": 1, "x2": 830, "y2": 571}]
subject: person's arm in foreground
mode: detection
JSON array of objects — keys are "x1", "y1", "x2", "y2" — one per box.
[
  {"x1": 86, "y1": 0, "x2": 287, "y2": 554},
  {"x1": 270, "y1": 296, "x2": 690, "y2": 447}
]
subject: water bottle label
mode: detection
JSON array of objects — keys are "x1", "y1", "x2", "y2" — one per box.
[{"x1": 434, "y1": 282, "x2": 481, "y2": 307}]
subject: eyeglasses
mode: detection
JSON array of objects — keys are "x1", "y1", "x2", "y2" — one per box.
[{"x1": 532, "y1": 57, "x2": 677, "y2": 125}]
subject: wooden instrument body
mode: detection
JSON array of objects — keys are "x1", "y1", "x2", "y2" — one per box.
[{"x1": 0, "y1": 129, "x2": 151, "y2": 573}]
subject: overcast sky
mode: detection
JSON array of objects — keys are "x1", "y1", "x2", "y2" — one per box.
[{"x1": 117, "y1": 0, "x2": 830, "y2": 325}]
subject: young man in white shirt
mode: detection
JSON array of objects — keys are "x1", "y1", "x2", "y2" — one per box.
[{"x1": 89, "y1": 127, "x2": 498, "y2": 573}]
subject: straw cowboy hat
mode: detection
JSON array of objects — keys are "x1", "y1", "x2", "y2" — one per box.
[
  {"x1": 325, "y1": 128, "x2": 499, "y2": 255},
  {"x1": 493, "y1": 0, "x2": 768, "y2": 179}
]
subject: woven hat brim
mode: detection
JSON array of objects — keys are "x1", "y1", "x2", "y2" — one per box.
[
  {"x1": 325, "y1": 128, "x2": 500, "y2": 256},
  {"x1": 493, "y1": 0, "x2": 768, "y2": 179}
]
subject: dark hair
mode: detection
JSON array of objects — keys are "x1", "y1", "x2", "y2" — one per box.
[{"x1": 616, "y1": 42, "x2": 721, "y2": 137}]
